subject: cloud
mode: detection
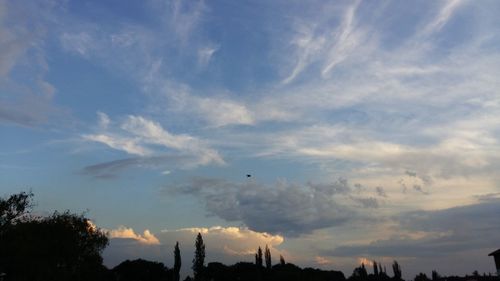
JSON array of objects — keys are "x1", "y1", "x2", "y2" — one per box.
[
  {"x1": 198, "y1": 45, "x2": 219, "y2": 67},
  {"x1": 103, "y1": 225, "x2": 286, "y2": 273},
  {"x1": 375, "y1": 187, "x2": 387, "y2": 198},
  {"x1": 0, "y1": 0, "x2": 63, "y2": 127},
  {"x1": 420, "y1": 0, "x2": 463, "y2": 36},
  {"x1": 82, "y1": 155, "x2": 210, "y2": 179},
  {"x1": 60, "y1": 32, "x2": 96, "y2": 56},
  {"x1": 82, "y1": 113, "x2": 224, "y2": 177},
  {"x1": 109, "y1": 226, "x2": 160, "y2": 245},
  {"x1": 161, "y1": 83, "x2": 255, "y2": 127},
  {"x1": 321, "y1": 0, "x2": 364, "y2": 77},
  {"x1": 167, "y1": 177, "x2": 380, "y2": 236},
  {"x1": 162, "y1": 226, "x2": 284, "y2": 258},
  {"x1": 97, "y1": 111, "x2": 110, "y2": 129},
  {"x1": 82, "y1": 134, "x2": 151, "y2": 156},
  {"x1": 169, "y1": 0, "x2": 206, "y2": 44},
  {"x1": 282, "y1": 24, "x2": 326, "y2": 84},
  {"x1": 325, "y1": 199, "x2": 500, "y2": 258}
]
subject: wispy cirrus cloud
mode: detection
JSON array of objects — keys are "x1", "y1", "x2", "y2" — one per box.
[{"x1": 0, "y1": 0, "x2": 63, "y2": 127}]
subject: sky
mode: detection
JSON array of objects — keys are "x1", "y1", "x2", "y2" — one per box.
[{"x1": 1, "y1": 0, "x2": 500, "y2": 278}]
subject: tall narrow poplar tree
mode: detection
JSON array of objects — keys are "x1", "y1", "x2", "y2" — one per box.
[
  {"x1": 255, "y1": 246, "x2": 263, "y2": 267},
  {"x1": 264, "y1": 245, "x2": 272, "y2": 269},
  {"x1": 192, "y1": 233, "x2": 205, "y2": 280},
  {"x1": 392, "y1": 260, "x2": 402, "y2": 280},
  {"x1": 174, "y1": 241, "x2": 181, "y2": 281}
]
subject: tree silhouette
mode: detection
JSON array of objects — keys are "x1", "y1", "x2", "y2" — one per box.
[
  {"x1": 392, "y1": 261, "x2": 402, "y2": 280},
  {"x1": 280, "y1": 255, "x2": 286, "y2": 266},
  {"x1": 113, "y1": 259, "x2": 171, "y2": 281},
  {"x1": 265, "y1": 245, "x2": 272, "y2": 269},
  {"x1": 373, "y1": 261, "x2": 379, "y2": 276},
  {"x1": 414, "y1": 273, "x2": 430, "y2": 281},
  {"x1": 255, "y1": 246, "x2": 263, "y2": 267},
  {"x1": 350, "y1": 263, "x2": 368, "y2": 281},
  {"x1": 174, "y1": 241, "x2": 182, "y2": 281},
  {"x1": 192, "y1": 232, "x2": 206, "y2": 281},
  {"x1": 0, "y1": 191, "x2": 33, "y2": 230},
  {"x1": 431, "y1": 270, "x2": 441, "y2": 281}
]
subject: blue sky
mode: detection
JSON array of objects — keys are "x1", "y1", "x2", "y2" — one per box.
[{"x1": 1, "y1": 0, "x2": 500, "y2": 278}]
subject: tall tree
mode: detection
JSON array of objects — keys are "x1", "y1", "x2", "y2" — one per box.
[
  {"x1": 431, "y1": 270, "x2": 440, "y2": 281},
  {"x1": 392, "y1": 260, "x2": 402, "y2": 280},
  {"x1": 373, "y1": 261, "x2": 379, "y2": 276},
  {"x1": 279, "y1": 255, "x2": 285, "y2": 266},
  {"x1": 264, "y1": 245, "x2": 272, "y2": 269},
  {"x1": 255, "y1": 247, "x2": 263, "y2": 267},
  {"x1": 192, "y1": 233, "x2": 205, "y2": 280},
  {"x1": 174, "y1": 242, "x2": 181, "y2": 281},
  {"x1": 351, "y1": 263, "x2": 368, "y2": 280}
]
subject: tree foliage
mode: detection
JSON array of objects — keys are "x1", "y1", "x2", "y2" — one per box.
[
  {"x1": 174, "y1": 241, "x2": 182, "y2": 281},
  {"x1": 255, "y1": 247, "x2": 263, "y2": 267},
  {"x1": 192, "y1": 232, "x2": 206, "y2": 280},
  {"x1": 279, "y1": 255, "x2": 285, "y2": 266},
  {"x1": 392, "y1": 261, "x2": 402, "y2": 280},
  {"x1": 0, "y1": 192, "x2": 108, "y2": 281},
  {"x1": 265, "y1": 245, "x2": 272, "y2": 269}
]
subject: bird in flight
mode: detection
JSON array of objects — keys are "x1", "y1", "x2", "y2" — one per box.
[{"x1": 246, "y1": 174, "x2": 251, "y2": 178}]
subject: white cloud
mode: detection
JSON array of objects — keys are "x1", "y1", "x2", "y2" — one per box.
[
  {"x1": 421, "y1": 0, "x2": 463, "y2": 36},
  {"x1": 198, "y1": 45, "x2": 219, "y2": 67},
  {"x1": 104, "y1": 225, "x2": 287, "y2": 271},
  {"x1": 321, "y1": 0, "x2": 364, "y2": 77},
  {"x1": 170, "y1": 0, "x2": 206, "y2": 44},
  {"x1": 82, "y1": 113, "x2": 224, "y2": 175},
  {"x1": 162, "y1": 226, "x2": 284, "y2": 257},
  {"x1": 165, "y1": 84, "x2": 255, "y2": 127},
  {"x1": 60, "y1": 32, "x2": 96, "y2": 56},
  {"x1": 82, "y1": 133, "x2": 150, "y2": 156},
  {"x1": 109, "y1": 226, "x2": 160, "y2": 245},
  {"x1": 97, "y1": 111, "x2": 110, "y2": 129},
  {"x1": 283, "y1": 24, "x2": 326, "y2": 84}
]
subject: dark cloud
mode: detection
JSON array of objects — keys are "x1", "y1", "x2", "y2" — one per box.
[
  {"x1": 412, "y1": 184, "x2": 429, "y2": 195},
  {"x1": 474, "y1": 192, "x2": 500, "y2": 203},
  {"x1": 82, "y1": 155, "x2": 199, "y2": 178},
  {"x1": 405, "y1": 170, "x2": 417, "y2": 177},
  {"x1": 375, "y1": 186, "x2": 387, "y2": 197},
  {"x1": 166, "y1": 178, "x2": 378, "y2": 237},
  {"x1": 351, "y1": 197, "x2": 379, "y2": 208},
  {"x1": 325, "y1": 200, "x2": 500, "y2": 258}
]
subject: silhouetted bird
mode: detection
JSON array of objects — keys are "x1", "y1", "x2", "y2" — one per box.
[{"x1": 246, "y1": 174, "x2": 251, "y2": 178}]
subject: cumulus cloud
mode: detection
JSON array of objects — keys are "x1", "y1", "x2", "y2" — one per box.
[
  {"x1": 109, "y1": 226, "x2": 160, "y2": 245},
  {"x1": 103, "y1": 225, "x2": 286, "y2": 273},
  {"x1": 162, "y1": 226, "x2": 284, "y2": 258},
  {"x1": 167, "y1": 178, "x2": 380, "y2": 236}
]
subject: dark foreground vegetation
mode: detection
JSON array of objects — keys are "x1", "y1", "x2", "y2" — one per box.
[{"x1": 0, "y1": 192, "x2": 497, "y2": 281}]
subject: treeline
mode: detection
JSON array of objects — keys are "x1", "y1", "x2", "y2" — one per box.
[{"x1": 0, "y1": 192, "x2": 496, "y2": 281}]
